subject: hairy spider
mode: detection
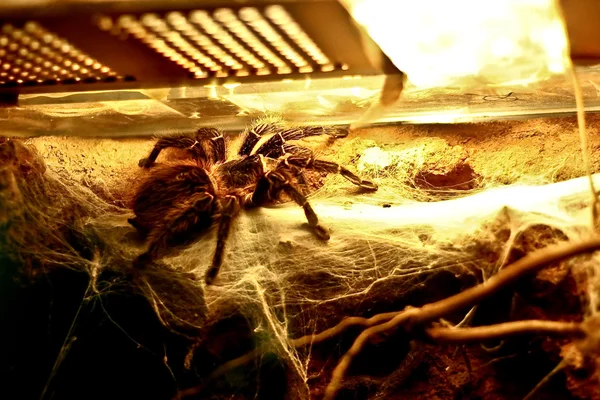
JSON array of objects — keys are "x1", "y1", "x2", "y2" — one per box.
[{"x1": 129, "y1": 119, "x2": 378, "y2": 285}]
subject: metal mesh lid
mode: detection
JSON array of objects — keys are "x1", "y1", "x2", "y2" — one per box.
[{"x1": 0, "y1": 0, "x2": 398, "y2": 95}]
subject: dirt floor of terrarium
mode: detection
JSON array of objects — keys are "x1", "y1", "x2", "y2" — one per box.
[{"x1": 3, "y1": 113, "x2": 600, "y2": 400}]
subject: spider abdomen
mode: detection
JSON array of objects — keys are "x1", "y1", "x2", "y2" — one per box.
[{"x1": 130, "y1": 163, "x2": 218, "y2": 235}]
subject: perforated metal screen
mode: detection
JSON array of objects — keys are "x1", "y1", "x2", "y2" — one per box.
[{"x1": 0, "y1": 0, "x2": 397, "y2": 95}]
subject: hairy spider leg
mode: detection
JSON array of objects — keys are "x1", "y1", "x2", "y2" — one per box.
[
  {"x1": 139, "y1": 127, "x2": 226, "y2": 168},
  {"x1": 285, "y1": 152, "x2": 378, "y2": 191},
  {"x1": 280, "y1": 143, "x2": 313, "y2": 158},
  {"x1": 253, "y1": 126, "x2": 349, "y2": 159},
  {"x1": 269, "y1": 144, "x2": 313, "y2": 191},
  {"x1": 133, "y1": 192, "x2": 217, "y2": 267},
  {"x1": 205, "y1": 195, "x2": 241, "y2": 285},
  {"x1": 254, "y1": 170, "x2": 330, "y2": 240},
  {"x1": 238, "y1": 121, "x2": 280, "y2": 156},
  {"x1": 205, "y1": 129, "x2": 227, "y2": 163},
  {"x1": 249, "y1": 171, "x2": 274, "y2": 205},
  {"x1": 239, "y1": 119, "x2": 348, "y2": 157}
]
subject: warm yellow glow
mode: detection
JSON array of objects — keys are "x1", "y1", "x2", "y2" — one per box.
[
  {"x1": 311, "y1": 173, "x2": 597, "y2": 232},
  {"x1": 342, "y1": 0, "x2": 570, "y2": 89},
  {"x1": 222, "y1": 82, "x2": 240, "y2": 90},
  {"x1": 204, "y1": 84, "x2": 218, "y2": 98},
  {"x1": 357, "y1": 147, "x2": 392, "y2": 172}
]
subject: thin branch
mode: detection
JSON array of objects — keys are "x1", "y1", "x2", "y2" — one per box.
[
  {"x1": 323, "y1": 237, "x2": 600, "y2": 400},
  {"x1": 522, "y1": 359, "x2": 568, "y2": 400},
  {"x1": 455, "y1": 305, "x2": 478, "y2": 328},
  {"x1": 426, "y1": 320, "x2": 586, "y2": 343},
  {"x1": 289, "y1": 311, "x2": 401, "y2": 347}
]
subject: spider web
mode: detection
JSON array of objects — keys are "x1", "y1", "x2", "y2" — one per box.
[{"x1": 2, "y1": 134, "x2": 600, "y2": 399}]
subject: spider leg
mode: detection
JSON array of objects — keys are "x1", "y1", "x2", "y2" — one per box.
[
  {"x1": 238, "y1": 121, "x2": 278, "y2": 156},
  {"x1": 282, "y1": 125, "x2": 348, "y2": 141},
  {"x1": 133, "y1": 192, "x2": 217, "y2": 267},
  {"x1": 281, "y1": 143, "x2": 313, "y2": 158},
  {"x1": 266, "y1": 144, "x2": 312, "y2": 194},
  {"x1": 252, "y1": 171, "x2": 330, "y2": 240},
  {"x1": 239, "y1": 117, "x2": 348, "y2": 157},
  {"x1": 139, "y1": 127, "x2": 225, "y2": 168},
  {"x1": 285, "y1": 153, "x2": 378, "y2": 191},
  {"x1": 253, "y1": 125, "x2": 349, "y2": 158},
  {"x1": 139, "y1": 135, "x2": 196, "y2": 168},
  {"x1": 249, "y1": 173, "x2": 274, "y2": 205},
  {"x1": 205, "y1": 195, "x2": 241, "y2": 285},
  {"x1": 202, "y1": 127, "x2": 226, "y2": 163}
]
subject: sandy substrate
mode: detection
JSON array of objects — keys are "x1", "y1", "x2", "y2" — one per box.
[{"x1": 23, "y1": 113, "x2": 600, "y2": 207}]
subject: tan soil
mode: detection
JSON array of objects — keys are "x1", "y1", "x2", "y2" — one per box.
[{"x1": 24, "y1": 113, "x2": 600, "y2": 207}]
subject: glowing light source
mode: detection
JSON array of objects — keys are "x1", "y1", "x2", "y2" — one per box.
[
  {"x1": 358, "y1": 147, "x2": 392, "y2": 172},
  {"x1": 341, "y1": 0, "x2": 571, "y2": 89}
]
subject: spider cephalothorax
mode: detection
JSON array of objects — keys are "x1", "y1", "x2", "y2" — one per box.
[{"x1": 129, "y1": 119, "x2": 378, "y2": 285}]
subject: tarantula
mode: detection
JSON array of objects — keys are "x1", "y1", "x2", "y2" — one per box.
[{"x1": 129, "y1": 119, "x2": 378, "y2": 285}]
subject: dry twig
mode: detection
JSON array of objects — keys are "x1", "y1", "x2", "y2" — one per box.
[
  {"x1": 323, "y1": 237, "x2": 600, "y2": 399},
  {"x1": 425, "y1": 320, "x2": 586, "y2": 343}
]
